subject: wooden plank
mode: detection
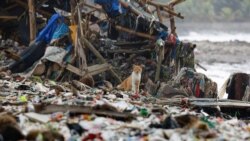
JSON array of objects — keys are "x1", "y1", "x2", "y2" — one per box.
[
  {"x1": 25, "y1": 112, "x2": 50, "y2": 123},
  {"x1": 65, "y1": 64, "x2": 86, "y2": 76},
  {"x1": 28, "y1": 0, "x2": 36, "y2": 41},
  {"x1": 88, "y1": 63, "x2": 111, "y2": 76},
  {"x1": 0, "y1": 16, "x2": 18, "y2": 19},
  {"x1": 190, "y1": 101, "x2": 250, "y2": 108},
  {"x1": 156, "y1": 7, "x2": 163, "y2": 23},
  {"x1": 81, "y1": 37, "x2": 122, "y2": 83},
  {"x1": 106, "y1": 49, "x2": 152, "y2": 54},
  {"x1": 65, "y1": 63, "x2": 110, "y2": 76},
  {"x1": 115, "y1": 25, "x2": 156, "y2": 40},
  {"x1": 34, "y1": 104, "x2": 135, "y2": 120}
]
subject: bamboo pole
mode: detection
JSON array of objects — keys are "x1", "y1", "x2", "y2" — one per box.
[
  {"x1": 70, "y1": 0, "x2": 77, "y2": 24},
  {"x1": 77, "y1": 4, "x2": 84, "y2": 37},
  {"x1": 28, "y1": 0, "x2": 36, "y2": 41},
  {"x1": 156, "y1": 7, "x2": 163, "y2": 23},
  {"x1": 169, "y1": 0, "x2": 186, "y2": 6},
  {"x1": 147, "y1": 1, "x2": 184, "y2": 19}
]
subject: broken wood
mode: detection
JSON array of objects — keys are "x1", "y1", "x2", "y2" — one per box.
[
  {"x1": 25, "y1": 112, "x2": 50, "y2": 123},
  {"x1": 106, "y1": 49, "x2": 152, "y2": 54},
  {"x1": 0, "y1": 16, "x2": 18, "y2": 20},
  {"x1": 115, "y1": 25, "x2": 156, "y2": 40},
  {"x1": 147, "y1": 1, "x2": 184, "y2": 19},
  {"x1": 169, "y1": 0, "x2": 186, "y2": 7},
  {"x1": 28, "y1": 0, "x2": 36, "y2": 41},
  {"x1": 163, "y1": 7, "x2": 184, "y2": 19},
  {"x1": 169, "y1": 7, "x2": 177, "y2": 36},
  {"x1": 156, "y1": 7, "x2": 163, "y2": 23},
  {"x1": 77, "y1": 4, "x2": 84, "y2": 37},
  {"x1": 191, "y1": 101, "x2": 250, "y2": 108},
  {"x1": 81, "y1": 37, "x2": 122, "y2": 83},
  {"x1": 64, "y1": 63, "x2": 110, "y2": 77},
  {"x1": 34, "y1": 104, "x2": 135, "y2": 121}
]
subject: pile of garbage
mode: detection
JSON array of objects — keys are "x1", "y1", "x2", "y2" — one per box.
[
  {"x1": 0, "y1": 0, "x2": 249, "y2": 140},
  {"x1": 0, "y1": 76, "x2": 250, "y2": 140}
]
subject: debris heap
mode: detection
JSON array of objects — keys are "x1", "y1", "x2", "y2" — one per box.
[{"x1": 0, "y1": 0, "x2": 249, "y2": 140}]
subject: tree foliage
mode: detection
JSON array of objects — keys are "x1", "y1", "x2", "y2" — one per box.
[{"x1": 175, "y1": 0, "x2": 250, "y2": 22}]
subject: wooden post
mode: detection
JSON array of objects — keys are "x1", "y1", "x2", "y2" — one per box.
[
  {"x1": 28, "y1": 0, "x2": 36, "y2": 41},
  {"x1": 77, "y1": 4, "x2": 84, "y2": 37},
  {"x1": 70, "y1": 0, "x2": 77, "y2": 24},
  {"x1": 156, "y1": 7, "x2": 163, "y2": 23},
  {"x1": 169, "y1": 7, "x2": 177, "y2": 36},
  {"x1": 155, "y1": 45, "x2": 164, "y2": 82}
]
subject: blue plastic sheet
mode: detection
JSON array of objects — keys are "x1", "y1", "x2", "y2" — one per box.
[
  {"x1": 35, "y1": 14, "x2": 64, "y2": 43},
  {"x1": 94, "y1": 0, "x2": 124, "y2": 18},
  {"x1": 51, "y1": 22, "x2": 69, "y2": 43}
]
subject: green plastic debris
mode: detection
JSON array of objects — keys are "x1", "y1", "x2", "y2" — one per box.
[
  {"x1": 140, "y1": 108, "x2": 149, "y2": 117},
  {"x1": 19, "y1": 95, "x2": 27, "y2": 102},
  {"x1": 200, "y1": 116, "x2": 216, "y2": 128}
]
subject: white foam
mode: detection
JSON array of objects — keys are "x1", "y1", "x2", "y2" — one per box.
[
  {"x1": 196, "y1": 62, "x2": 250, "y2": 98},
  {"x1": 179, "y1": 31, "x2": 250, "y2": 43}
]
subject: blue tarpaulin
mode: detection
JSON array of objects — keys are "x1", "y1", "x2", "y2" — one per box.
[
  {"x1": 35, "y1": 14, "x2": 64, "y2": 43},
  {"x1": 94, "y1": 0, "x2": 124, "y2": 18},
  {"x1": 51, "y1": 22, "x2": 69, "y2": 43}
]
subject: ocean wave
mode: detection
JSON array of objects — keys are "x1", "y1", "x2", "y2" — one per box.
[{"x1": 179, "y1": 31, "x2": 250, "y2": 43}]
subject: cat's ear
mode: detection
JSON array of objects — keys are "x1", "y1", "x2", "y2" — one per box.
[{"x1": 132, "y1": 64, "x2": 136, "y2": 68}]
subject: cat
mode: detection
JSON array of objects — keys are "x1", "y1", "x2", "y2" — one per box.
[{"x1": 117, "y1": 65, "x2": 143, "y2": 95}]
